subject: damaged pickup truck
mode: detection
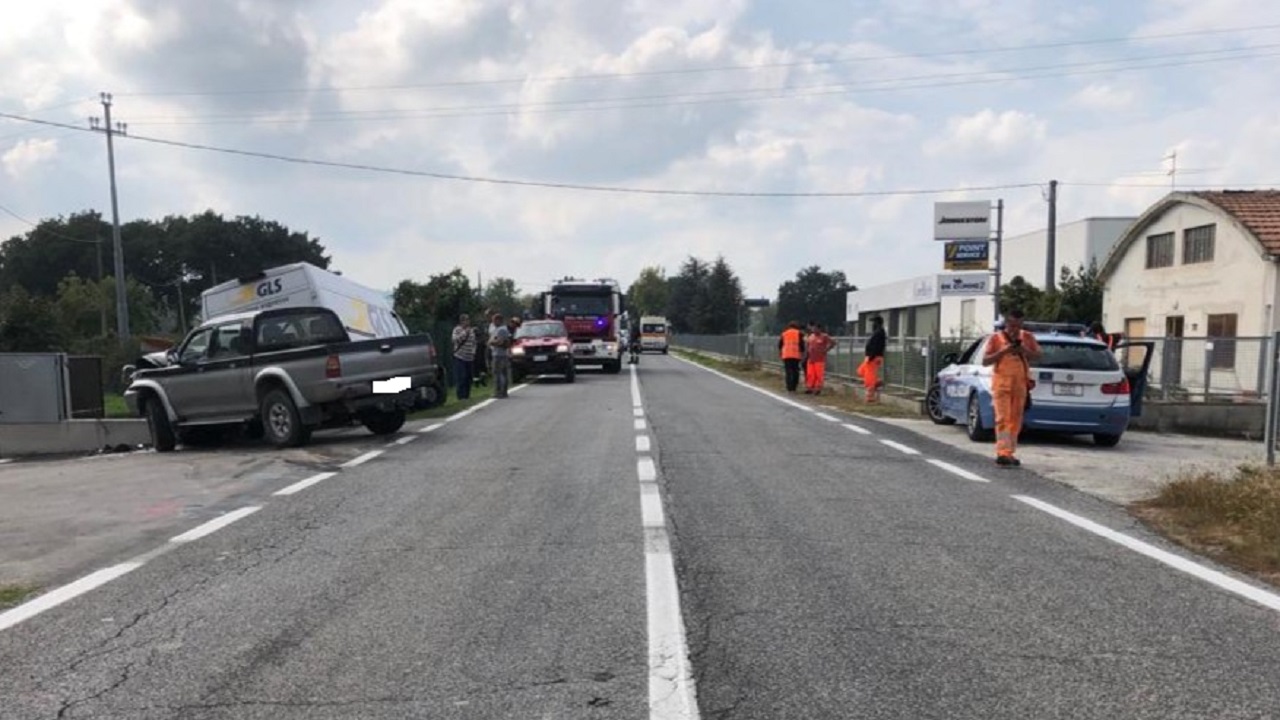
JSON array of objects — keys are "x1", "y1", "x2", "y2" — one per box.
[{"x1": 124, "y1": 306, "x2": 446, "y2": 451}]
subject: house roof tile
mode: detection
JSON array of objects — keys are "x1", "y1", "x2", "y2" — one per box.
[{"x1": 1190, "y1": 190, "x2": 1280, "y2": 255}]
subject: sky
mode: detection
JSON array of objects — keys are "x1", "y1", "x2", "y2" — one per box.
[{"x1": 1, "y1": 0, "x2": 1278, "y2": 299}]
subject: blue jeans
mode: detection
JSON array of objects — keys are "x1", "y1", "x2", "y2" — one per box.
[
  {"x1": 454, "y1": 357, "x2": 473, "y2": 400},
  {"x1": 492, "y1": 357, "x2": 510, "y2": 397}
]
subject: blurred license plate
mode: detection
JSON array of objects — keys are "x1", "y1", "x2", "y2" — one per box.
[
  {"x1": 534, "y1": 355, "x2": 548, "y2": 362},
  {"x1": 1053, "y1": 383, "x2": 1083, "y2": 396}
]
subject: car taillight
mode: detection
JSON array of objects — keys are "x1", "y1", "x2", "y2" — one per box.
[
  {"x1": 1101, "y1": 378, "x2": 1130, "y2": 395},
  {"x1": 325, "y1": 354, "x2": 341, "y2": 379}
]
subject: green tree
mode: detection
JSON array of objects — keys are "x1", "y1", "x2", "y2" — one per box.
[
  {"x1": 53, "y1": 273, "x2": 160, "y2": 342},
  {"x1": 665, "y1": 257, "x2": 711, "y2": 333},
  {"x1": 627, "y1": 266, "x2": 670, "y2": 318},
  {"x1": 1054, "y1": 261, "x2": 1103, "y2": 324},
  {"x1": 481, "y1": 277, "x2": 523, "y2": 319},
  {"x1": 0, "y1": 285, "x2": 61, "y2": 352},
  {"x1": 704, "y1": 257, "x2": 744, "y2": 334},
  {"x1": 775, "y1": 266, "x2": 855, "y2": 332},
  {"x1": 393, "y1": 268, "x2": 480, "y2": 333},
  {"x1": 997, "y1": 276, "x2": 1046, "y2": 319}
]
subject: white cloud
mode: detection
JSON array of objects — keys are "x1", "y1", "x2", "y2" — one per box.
[
  {"x1": 923, "y1": 109, "x2": 1047, "y2": 160},
  {"x1": 1072, "y1": 83, "x2": 1135, "y2": 111},
  {"x1": 3, "y1": 138, "x2": 59, "y2": 177}
]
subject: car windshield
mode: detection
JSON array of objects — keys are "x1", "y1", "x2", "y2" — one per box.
[
  {"x1": 1035, "y1": 341, "x2": 1119, "y2": 371},
  {"x1": 551, "y1": 294, "x2": 611, "y2": 316},
  {"x1": 516, "y1": 322, "x2": 566, "y2": 339},
  {"x1": 642, "y1": 323, "x2": 666, "y2": 333}
]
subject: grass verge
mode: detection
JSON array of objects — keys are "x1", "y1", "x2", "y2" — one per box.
[
  {"x1": 1130, "y1": 464, "x2": 1280, "y2": 589},
  {"x1": 0, "y1": 584, "x2": 40, "y2": 610},
  {"x1": 406, "y1": 381, "x2": 497, "y2": 421},
  {"x1": 104, "y1": 393, "x2": 131, "y2": 418},
  {"x1": 673, "y1": 349, "x2": 920, "y2": 419}
]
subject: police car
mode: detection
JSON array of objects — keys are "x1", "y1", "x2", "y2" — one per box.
[{"x1": 925, "y1": 323, "x2": 1153, "y2": 447}]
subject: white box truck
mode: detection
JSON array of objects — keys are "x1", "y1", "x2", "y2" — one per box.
[{"x1": 200, "y1": 262, "x2": 408, "y2": 340}]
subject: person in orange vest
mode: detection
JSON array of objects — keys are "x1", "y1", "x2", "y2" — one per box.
[
  {"x1": 983, "y1": 308, "x2": 1043, "y2": 467},
  {"x1": 804, "y1": 324, "x2": 834, "y2": 395},
  {"x1": 778, "y1": 321, "x2": 806, "y2": 393},
  {"x1": 858, "y1": 316, "x2": 887, "y2": 403}
]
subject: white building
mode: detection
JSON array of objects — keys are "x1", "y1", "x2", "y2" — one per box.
[
  {"x1": 848, "y1": 217, "x2": 1134, "y2": 339},
  {"x1": 1099, "y1": 190, "x2": 1280, "y2": 397}
]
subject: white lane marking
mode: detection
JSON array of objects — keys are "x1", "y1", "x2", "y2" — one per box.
[
  {"x1": 1014, "y1": 495, "x2": 1280, "y2": 614},
  {"x1": 926, "y1": 459, "x2": 990, "y2": 483},
  {"x1": 443, "y1": 409, "x2": 472, "y2": 423},
  {"x1": 639, "y1": 483, "x2": 665, "y2": 528},
  {"x1": 393, "y1": 435, "x2": 418, "y2": 446},
  {"x1": 814, "y1": 412, "x2": 840, "y2": 423},
  {"x1": 631, "y1": 366, "x2": 643, "y2": 408},
  {"x1": 273, "y1": 472, "x2": 338, "y2": 497},
  {"x1": 634, "y1": 408, "x2": 645, "y2": 418},
  {"x1": 637, "y1": 435, "x2": 652, "y2": 453},
  {"x1": 635, "y1": 419, "x2": 648, "y2": 431},
  {"x1": 340, "y1": 450, "x2": 383, "y2": 469},
  {"x1": 510, "y1": 383, "x2": 531, "y2": 394},
  {"x1": 0, "y1": 458, "x2": 12, "y2": 465},
  {"x1": 673, "y1": 355, "x2": 811, "y2": 412},
  {"x1": 843, "y1": 423, "x2": 872, "y2": 436},
  {"x1": 646, "y1": 540, "x2": 701, "y2": 719},
  {"x1": 637, "y1": 457, "x2": 657, "y2": 482},
  {"x1": 169, "y1": 506, "x2": 262, "y2": 544},
  {"x1": 418, "y1": 422, "x2": 445, "y2": 434},
  {"x1": 879, "y1": 439, "x2": 920, "y2": 456},
  {"x1": 472, "y1": 398, "x2": 498, "y2": 411},
  {"x1": 0, "y1": 562, "x2": 143, "y2": 632}
]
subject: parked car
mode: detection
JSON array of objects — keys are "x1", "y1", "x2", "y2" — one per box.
[
  {"x1": 125, "y1": 306, "x2": 446, "y2": 451},
  {"x1": 926, "y1": 328, "x2": 1153, "y2": 447},
  {"x1": 511, "y1": 320, "x2": 575, "y2": 383}
]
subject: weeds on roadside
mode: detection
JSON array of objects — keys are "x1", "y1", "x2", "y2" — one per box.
[
  {"x1": 0, "y1": 584, "x2": 40, "y2": 610},
  {"x1": 1131, "y1": 465, "x2": 1280, "y2": 585}
]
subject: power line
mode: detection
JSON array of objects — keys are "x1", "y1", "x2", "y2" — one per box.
[
  {"x1": 111, "y1": 22, "x2": 1280, "y2": 97},
  {"x1": 0, "y1": 202, "x2": 103, "y2": 245},
  {"x1": 123, "y1": 45, "x2": 1280, "y2": 127}
]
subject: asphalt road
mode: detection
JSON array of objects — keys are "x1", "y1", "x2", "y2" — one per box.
[{"x1": 2, "y1": 355, "x2": 1280, "y2": 718}]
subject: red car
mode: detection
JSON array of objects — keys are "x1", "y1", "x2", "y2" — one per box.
[{"x1": 510, "y1": 320, "x2": 576, "y2": 383}]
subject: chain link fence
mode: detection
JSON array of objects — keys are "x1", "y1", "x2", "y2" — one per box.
[{"x1": 673, "y1": 333, "x2": 1275, "y2": 403}]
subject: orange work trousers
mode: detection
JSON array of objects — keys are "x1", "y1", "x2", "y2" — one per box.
[
  {"x1": 859, "y1": 356, "x2": 883, "y2": 400},
  {"x1": 805, "y1": 360, "x2": 826, "y2": 391},
  {"x1": 991, "y1": 380, "x2": 1028, "y2": 458}
]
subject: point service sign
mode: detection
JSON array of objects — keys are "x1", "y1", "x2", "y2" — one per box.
[
  {"x1": 934, "y1": 201, "x2": 991, "y2": 240},
  {"x1": 944, "y1": 240, "x2": 989, "y2": 270}
]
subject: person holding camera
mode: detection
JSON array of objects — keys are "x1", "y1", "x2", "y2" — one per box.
[{"x1": 982, "y1": 308, "x2": 1042, "y2": 467}]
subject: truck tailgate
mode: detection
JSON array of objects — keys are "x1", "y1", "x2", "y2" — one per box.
[{"x1": 334, "y1": 336, "x2": 435, "y2": 388}]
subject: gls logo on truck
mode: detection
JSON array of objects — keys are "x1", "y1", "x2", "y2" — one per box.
[{"x1": 256, "y1": 278, "x2": 284, "y2": 297}]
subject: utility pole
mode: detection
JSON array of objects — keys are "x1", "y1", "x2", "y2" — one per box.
[
  {"x1": 1045, "y1": 179, "x2": 1058, "y2": 292},
  {"x1": 993, "y1": 199, "x2": 1004, "y2": 323},
  {"x1": 96, "y1": 234, "x2": 107, "y2": 337},
  {"x1": 1165, "y1": 150, "x2": 1178, "y2": 190},
  {"x1": 90, "y1": 92, "x2": 129, "y2": 341}
]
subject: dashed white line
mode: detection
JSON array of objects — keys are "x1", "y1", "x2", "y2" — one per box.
[
  {"x1": 814, "y1": 412, "x2": 840, "y2": 423},
  {"x1": 635, "y1": 419, "x2": 648, "y2": 431},
  {"x1": 418, "y1": 422, "x2": 445, "y2": 434},
  {"x1": 637, "y1": 435, "x2": 652, "y2": 453},
  {"x1": 273, "y1": 472, "x2": 338, "y2": 497},
  {"x1": 393, "y1": 435, "x2": 418, "y2": 446},
  {"x1": 843, "y1": 423, "x2": 873, "y2": 436},
  {"x1": 340, "y1": 450, "x2": 383, "y2": 469},
  {"x1": 0, "y1": 562, "x2": 143, "y2": 632},
  {"x1": 634, "y1": 408, "x2": 646, "y2": 418},
  {"x1": 639, "y1": 483, "x2": 665, "y2": 528},
  {"x1": 169, "y1": 506, "x2": 262, "y2": 544},
  {"x1": 879, "y1": 439, "x2": 921, "y2": 456},
  {"x1": 1013, "y1": 495, "x2": 1280, "y2": 614},
  {"x1": 637, "y1": 457, "x2": 657, "y2": 482},
  {"x1": 926, "y1": 459, "x2": 990, "y2": 483},
  {"x1": 510, "y1": 383, "x2": 531, "y2": 394},
  {"x1": 0, "y1": 458, "x2": 13, "y2": 465}
]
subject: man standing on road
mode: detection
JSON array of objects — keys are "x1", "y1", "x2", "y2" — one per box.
[
  {"x1": 628, "y1": 322, "x2": 642, "y2": 364},
  {"x1": 451, "y1": 314, "x2": 477, "y2": 401},
  {"x1": 489, "y1": 313, "x2": 512, "y2": 399},
  {"x1": 983, "y1": 308, "x2": 1042, "y2": 468},
  {"x1": 860, "y1": 316, "x2": 887, "y2": 403},
  {"x1": 778, "y1": 321, "x2": 805, "y2": 393}
]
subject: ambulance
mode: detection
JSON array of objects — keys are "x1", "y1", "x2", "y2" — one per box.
[
  {"x1": 200, "y1": 262, "x2": 408, "y2": 340},
  {"x1": 639, "y1": 315, "x2": 670, "y2": 354}
]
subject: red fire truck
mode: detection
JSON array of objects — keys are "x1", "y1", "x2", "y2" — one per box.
[{"x1": 539, "y1": 277, "x2": 625, "y2": 374}]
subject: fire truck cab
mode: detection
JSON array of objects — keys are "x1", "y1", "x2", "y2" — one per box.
[{"x1": 540, "y1": 277, "x2": 625, "y2": 374}]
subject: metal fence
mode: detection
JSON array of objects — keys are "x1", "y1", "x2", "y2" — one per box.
[{"x1": 673, "y1": 334, "x2": 1275, "y2": 403}]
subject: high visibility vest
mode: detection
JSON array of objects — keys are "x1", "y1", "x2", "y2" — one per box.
[{"x1": 780, "y1": 329, "x2": 803, "y2": 360}]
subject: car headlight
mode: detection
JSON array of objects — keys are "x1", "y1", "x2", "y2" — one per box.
[
  {"x1": 556, "y1": 344, "x2": 570, "y2": 353},
  {"x1": 512, "y1": 347, "x2": 525, "y2": 356}
]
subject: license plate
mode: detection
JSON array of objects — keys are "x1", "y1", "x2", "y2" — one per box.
[
  {"x1": 1052, "y1": 383, "x2": 1084, "y2": 397},
  {"x1": 533, "y1": 355, "x2": 548, "y2": 362}
]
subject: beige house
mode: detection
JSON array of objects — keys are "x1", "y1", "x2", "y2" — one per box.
[{"x1": 1099, "y1": 190, "x2": 1280, "y2": 398}]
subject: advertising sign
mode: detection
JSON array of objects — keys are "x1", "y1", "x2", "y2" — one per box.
[
  {"x1": 944, "y1": 240, "x2": 990, "y2": 270},
  {"x1": 937, "y1": 272, "x2": 991, "y2": 297},
  {"x1": 934, "y1": 201, "x2": 992, "y2": 240}
]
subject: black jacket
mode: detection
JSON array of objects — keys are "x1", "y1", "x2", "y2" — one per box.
[{"x1": 864, "y1": 329, "x2": 886, "y2": 359}]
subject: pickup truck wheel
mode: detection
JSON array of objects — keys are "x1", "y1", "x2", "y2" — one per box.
[
  {"x1": 144, "y1": 398, "x2": 177, "y2": 453},
  {"x1": 363, "y1": 410, "x2": 406, "y2": 436},
  {"x1": 261, "y1": 389, "x2": 311, "y2": 448}
]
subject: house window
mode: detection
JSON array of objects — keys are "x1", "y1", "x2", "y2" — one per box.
[
  {"x1": 1145, "y1": 232, "x2": 1174, "y2": 269},
  {"x1": 888, "y1": 309, "x2": 900, "y2": 337},
  {"x1": 960, "y1": 300, "x2": 976, "y2": 334},
  {"x1": 1183, "y1": 224, "x2": 1216, "y2": 265},
  {"x1": 1206, "y1": 313, "x2": 1237, "y2": 369},
  {"x1": 906, "y1": 307, "x2": 918, "y2": 336}
]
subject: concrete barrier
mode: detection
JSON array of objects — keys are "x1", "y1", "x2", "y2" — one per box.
[
  {"x1": 1129, "y1": 402, "x2": 1266, "y2": 440},
  {"x1": 0, "y1": 419, "x2": 151, "y2": 458}
]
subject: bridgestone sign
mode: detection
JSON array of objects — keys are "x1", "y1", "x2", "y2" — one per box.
[
  {"x1": 934, "y1": 201, "x2": 992, "y2": 240},
  {"x1": 937, "y1": 272, "x2": 991, "y2": 297}
]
